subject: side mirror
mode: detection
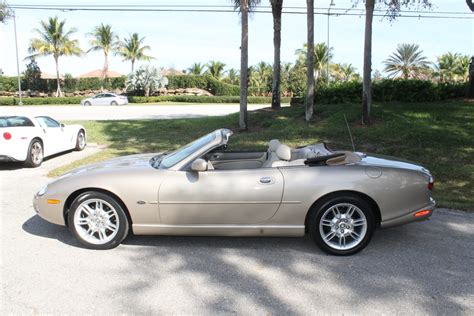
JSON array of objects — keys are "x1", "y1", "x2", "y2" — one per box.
[
  {"x1": 60, "y1": 123, "x2": 65, "y2": 129},
  {"x1": 191, "y1": 158, "x2": 207, "y2": 172}
]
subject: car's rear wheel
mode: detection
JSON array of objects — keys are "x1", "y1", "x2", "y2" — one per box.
[
  {"x1": 110, "y1": 101, "x2": 118, "y2": 106},
  {"x1": 75, "y1": 130, "x2": 86, "y2": 151},
  {"x1": 68, "y1": 192, "x2": 129, "y2": 250},
  {"x1": 84, "y1": 101, "x2": 91, "y2": 106},
  {"x1": 308, "y1": 195, "x2": 375, "y2": 256},
  {"x1": 24, "y1": 139, "x2": 43, "y2": 168}
]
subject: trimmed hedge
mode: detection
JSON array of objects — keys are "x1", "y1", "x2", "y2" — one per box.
[
  {"x1": 1, "y1": 95, "x2": 291, "y2": 106},
  {"x1": 167, "y1": 75, "x2": 240, "y2": 96},
  {"x1": 311, "y1": 80, "x2": 468, "y2": 105}
]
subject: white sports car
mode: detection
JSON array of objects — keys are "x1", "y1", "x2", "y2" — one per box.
[{"x1": 0, "y1": 115, "x2": 86, "y2": 167}]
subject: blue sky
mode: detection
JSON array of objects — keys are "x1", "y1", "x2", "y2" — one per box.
[{"x1": 0, "y1": 0, "x2": 472, "y2": 77}]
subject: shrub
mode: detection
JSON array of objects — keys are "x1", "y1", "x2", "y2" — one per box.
[
  {"x1": 1, "y1": 95, "x2": 291, "y2": 106},
  {"x1": 0, "y1": 96, "x2": 83, "y2": 105},
  {"x1": 0, "y1": 76, "x2": 19, "y2": 92},
  {"x1": 167, "y1": 75, "x2": 208, "y2": 90}
]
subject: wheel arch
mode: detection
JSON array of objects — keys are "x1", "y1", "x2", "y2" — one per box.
[
  {"x1": 304, "y1": 190, "x2": 381, "y2": 232},
  {"x1": 63, "y1": 187, "x2": 133, "y2": 231}
]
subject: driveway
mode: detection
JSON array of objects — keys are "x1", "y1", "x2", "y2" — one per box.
[
  {"x1": 0, "y1": 104, "x2": 282, "y2": 121},
  {"x1": 1, "y1": 150, "x2": 473, "y2": 314}
]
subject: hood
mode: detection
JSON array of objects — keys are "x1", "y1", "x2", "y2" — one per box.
[
  {"x1": 359, "y1": 153, "x2": 430, "y2": 175},
  {"x1": 58, "y1": 153, "x2": 159, "y2": 179}
]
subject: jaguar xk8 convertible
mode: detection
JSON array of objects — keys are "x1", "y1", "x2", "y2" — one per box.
[{"x1": 33, "y1": 129, "x2": 435, "y2": 255}]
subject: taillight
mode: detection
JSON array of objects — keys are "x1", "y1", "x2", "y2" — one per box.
[
  {"x1": 428, "y1": 176, "x2": 434, "y2": 191},
  {"x1": 3, "y1": 132, "x2": 11, "y2": 140}
]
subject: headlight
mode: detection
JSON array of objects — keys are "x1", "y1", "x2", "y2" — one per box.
[{"x1": 37, "y1": 185, "x2": 48, "y2": 196}]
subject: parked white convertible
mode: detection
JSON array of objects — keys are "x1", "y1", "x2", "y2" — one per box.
[{"x1": 0, "y1": 116, "x2": 86, "y2": 167}]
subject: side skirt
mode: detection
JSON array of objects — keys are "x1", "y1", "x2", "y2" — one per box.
[{"x1": 132, "y1": 224, "x2": 305, "y2": 237}]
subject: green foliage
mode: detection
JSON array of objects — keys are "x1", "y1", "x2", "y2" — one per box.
[
  {"x1": 167, "y1": 75, "x2": 208, "y2": 90},
  {"x1": 292, "y1": 80, "x2": 468, "y2": 105},
  {"x1": 166, "y1": 75, "x2": 240, "y2": 96},
  {"x1": 126, "y1": 66, "x2": 168, "y2": 96},
  {"x1": 0, "y1": 76, "x2": 19, "y2": 91},
  {"x1": 23, "y1": 58, "x2": 44, "y2": 91},
  {"x1": 0, "y1": 95, "x2": 291, "y2": 106},
  {"x1": 128, "y1": 95, "x2": 290, "y2": 104},
  {"x1": 0, "y1": 96, "x2": 83, "y2": 105}
]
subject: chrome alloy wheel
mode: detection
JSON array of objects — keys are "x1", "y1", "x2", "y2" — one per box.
[
  {"x1": 73, "y1": 199, "x2": 120, "y2": 245},
  {"x1": 319, "y1": 203, "x2": 368, "y2": 250},
  {"x1": 31, "y1": 142, "x2": 43, "y2": 164}
]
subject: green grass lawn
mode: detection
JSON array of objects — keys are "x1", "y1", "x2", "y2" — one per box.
[{"x1": 52, "y1": 101, "x2": 474, "y2": 210}]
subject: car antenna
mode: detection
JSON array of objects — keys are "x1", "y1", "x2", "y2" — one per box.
[{"x1": 343, "y1": 114, "x2": 356, "y2": 152}]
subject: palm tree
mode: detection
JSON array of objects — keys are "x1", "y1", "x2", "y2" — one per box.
[
  {"x1": 187, "y1": 62, "x2": 205, "y2": 75},
  {"x1": 232, "y1": 0, "x2": 261, "y2": 130},
  {"x1": 384, "y1": 43, "x2": 429, "y2": 79},
  {"x1": 331, "y1": 63, "x2": 359, "y2": 82},
  {"x1": 116, "y1": 33, "x2": 153, "y2": 73},
  {"x1": 87, "y1": 24, "x2": 117, "y2": 80},
  {"x1": 28, "y1": 16, "x2": 82, "y2": 97},
  {"x1": 251, "y1": 62, "x2": 272, "y2": 95},
  {"x1": 270, "y1": 0, "x2": 283, "y2": 109},
  {"x1": 225, "y1": 68, "x2": 240, "y2": 85},
  {"x1": 296, "y1": 43, "x2": 334, "y2": 85},
  {"x1": 436, "y1": 52, "x2": 459, "y2": 82},
  {"x1": 206, "y1": 61, "x2": 226, "y2": 80},
  {"x1": 305, "y1": 0, "x2": 314, "y2": 121}
]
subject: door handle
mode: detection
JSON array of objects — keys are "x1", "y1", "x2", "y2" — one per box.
[
  {"x1": 212, "y1": 154, "x2": 221, "y2": 159},
  {"x1": 259, "y1": 177, "x2": 274, "y2": 184}
]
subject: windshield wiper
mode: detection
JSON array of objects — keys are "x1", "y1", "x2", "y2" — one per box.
[{"x1": 150, "y1": 152, "x2": 169, "y2": 168}]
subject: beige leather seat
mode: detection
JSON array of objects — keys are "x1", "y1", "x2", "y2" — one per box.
[
  {"x1": 263, "y1": 139, "x2": 281, "y2": 167},
  {"x1": 264, "y1": 144, "x2": 292, "y2": 167}
]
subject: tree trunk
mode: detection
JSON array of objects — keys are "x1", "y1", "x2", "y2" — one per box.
[
  {"x1": 239, "y1": 0, "x2": 249, "y2": 131},
  {"x1": 271, "y1": 0, "x2": 283, "y2": 110},
  {"x1": 54, "y1": 55, "x2": 62, "y2": 97},
  {"x1": 103, "y1": 52, "x2": 109, "y2": 80},
  {"x1": 305, "y1": 0, "x2": 315, "y2": 121},
  {"x1": 468, "y1": 57, "x2": 474, "y2": 98},
  {"x1": 467, "y1": 0, "x2": 474, "y2": 12},
  {"x1": 362, "y1": 0, "x2": 374, "y2": 125},
  {"x1": 131, "y1": 60, "x2": 135, "y2": 73}
]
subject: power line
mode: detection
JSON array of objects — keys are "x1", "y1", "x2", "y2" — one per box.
[{"x1": 7, "y1": 4, "x2": 474, "y2": 19}]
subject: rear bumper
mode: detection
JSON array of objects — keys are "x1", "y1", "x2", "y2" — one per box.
[{"x1": 380, "y1": 197, "x2": 436, "y2": 228}]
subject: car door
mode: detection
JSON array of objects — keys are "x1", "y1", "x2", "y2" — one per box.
[
  {"x1": 93, "y1": 94, "x2": 104, "y2": 105},
  {"x1": 35, "y1": 116, "x2": 65, "y2": 155},
  {"x1": 158, "y1": 168, "x2": 284, "y2": 225}
]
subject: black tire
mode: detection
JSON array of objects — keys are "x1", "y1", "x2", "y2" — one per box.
[
  {"x1": 75, "y1": 130, "x2": 86, "y2": 151},
  {"x1": 68, "y1": 191, "x2": 129, "y2": 250},
  {"x1": 24, "y1": 139, "x2": 43, "y2": 168},
  {"x1": 84, "y1": 101, "x2": 91, "y2": 106},
  {"x1": 308, "y1": 194, "x2": 375, "y2": 256},
  {"x1": 110, "y1": 101, "x2": 118, "y2": 106}
]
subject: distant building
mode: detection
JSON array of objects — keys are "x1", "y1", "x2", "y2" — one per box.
[
  {"x1": 77, "y1": 69, "x2": 123, "y2": 78},
  {"x1": 40, "y1": 72, "x2": 64, "y2": 80}
]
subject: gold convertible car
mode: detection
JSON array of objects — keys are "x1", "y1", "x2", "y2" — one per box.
[{"x1": 34, "y1": 129, "x2": 435, "y2": 255}]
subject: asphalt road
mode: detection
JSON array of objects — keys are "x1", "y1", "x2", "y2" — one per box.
[
  {"x1": 0, "y1": 104, "x2": 279, "y2": 121},
  {"x1": 1, "y1": 149, "x2": 473, "y2": 314}
]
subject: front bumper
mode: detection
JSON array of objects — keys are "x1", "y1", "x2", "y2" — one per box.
[
  {"x1": 0, "y1": 155, "x2": 18, "y2": 162},
  {"x1": 33, "y1": 193, "x2": 66, "y2": 226},
  {"x1": 380, "y1": 197, "x2": 436, "y2": 228}
]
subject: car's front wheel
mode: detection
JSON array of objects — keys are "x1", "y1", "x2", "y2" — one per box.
[
  {"x1": 308, "y1": 194, "x2": 375, "y2": 256},
  {"x1": 68, "y1": 192, "x2": 129, "y2": 250},
  {"x1": 83, "y1": 101, "x2": 91, "y2": 106}
]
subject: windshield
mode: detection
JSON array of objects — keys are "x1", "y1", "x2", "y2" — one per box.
[{"x1": 158, "y1": 132, "x2": 216, "y2": 169}]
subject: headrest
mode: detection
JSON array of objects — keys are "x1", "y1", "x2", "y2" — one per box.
[
  {"x1": 268, "y1": 139, "x2": 281, "y2": 152},
  {"x1": 276, "y1": 144, "x2": 291, "y2": 161}
]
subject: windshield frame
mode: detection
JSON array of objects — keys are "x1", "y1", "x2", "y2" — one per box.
[{"x1": 156, "y1": 129, "x2": 232, "y2": 171}]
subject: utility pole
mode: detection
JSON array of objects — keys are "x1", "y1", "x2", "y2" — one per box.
[
  {"x1": 13, "y1": 10, "x2": 23, "y2": 105},
  {"x1": 326, "y1": 0, "x2": 335, "y2": 84}
]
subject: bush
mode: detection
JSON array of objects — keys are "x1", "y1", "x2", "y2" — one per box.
[
  {"x1": 305, "y1": 80, "x2": 468, "y2": 105},
  {"x1": 1, "y1": 95, "x2": 291, "y2": 105},
  {"x1": 166, "y1": 75, "x2": 240, "y2": 96},
  {"x1": 0, "y1": 76, "x2": 19, "y2": 92},
  {"x1": 0, "y1": 96, "x2": 83, "y2": 105}
]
